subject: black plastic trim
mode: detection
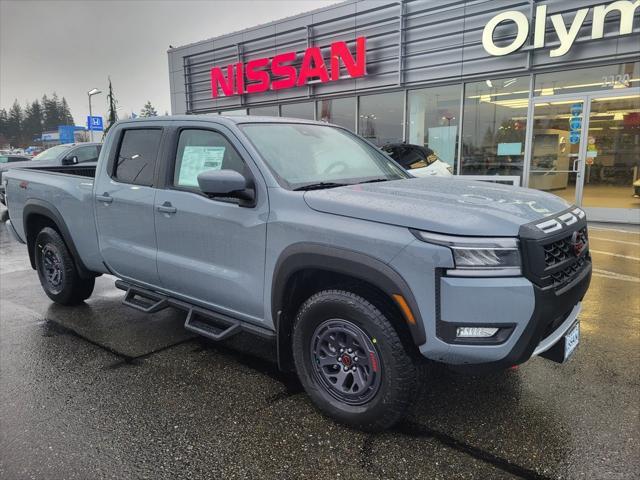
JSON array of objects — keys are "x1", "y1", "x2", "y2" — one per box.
[
  {"x1": 271, "y1": 242, "x2": 427, "y2": 346},
  {"x1": 22, "y1": 199, "x2": 94, "y2": 278}
]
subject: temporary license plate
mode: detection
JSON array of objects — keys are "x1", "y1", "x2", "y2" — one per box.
[{"x1": 564, "y1": 322, "x2": 580, "y2": 361}]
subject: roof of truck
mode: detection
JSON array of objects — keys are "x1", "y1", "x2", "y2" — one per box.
[{"x1": 116, "y1": 115, "x2": 326, "y2": 127}]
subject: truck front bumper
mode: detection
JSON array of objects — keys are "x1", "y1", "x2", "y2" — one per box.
[{"x1": 418, "y1": 262, "x2": 591, "y2": 370}]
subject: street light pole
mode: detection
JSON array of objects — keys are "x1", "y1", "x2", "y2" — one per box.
[{"x1": 87, "y1": 88, "x2": 102, "y2": 142}]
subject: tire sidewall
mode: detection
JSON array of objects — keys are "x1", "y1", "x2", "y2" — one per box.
[
  {"x1": 35, "y1": 228, "x2": 80, "y2": 304},
  {"x1": 293, "y1": 291, "x2": 412, "y2": 428}
]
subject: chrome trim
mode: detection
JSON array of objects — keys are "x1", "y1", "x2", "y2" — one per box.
[{"x1": 532, "y1": 303, "x2": 581, "y2": 357}]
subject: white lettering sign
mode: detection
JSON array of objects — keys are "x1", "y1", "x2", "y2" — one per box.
[{"x1": 483, "y1": 0, "x2": 639, "y2": 58}]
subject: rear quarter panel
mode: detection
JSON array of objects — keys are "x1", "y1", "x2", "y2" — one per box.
[{"x1": 5, "y1": 169, "x2": 105, "y2": 272}]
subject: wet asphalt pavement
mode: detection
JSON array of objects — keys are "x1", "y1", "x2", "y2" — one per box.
[{"x1": 1, "y1": 220, "x2": 638, "y2": 480}]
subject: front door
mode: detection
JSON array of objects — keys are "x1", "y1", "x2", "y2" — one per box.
[
  {"x1": 154, "y1": 125, "x2": 268, "y2": 324},
  {"x1": 527, "y1": 97, "x2": 587, "y2": 207},
  {"x1": 526, "y1": 90, "x2": 640, "y2": 223},
  {"x1": 581, "y1": 93, "x2": 640, "y2": 223}
]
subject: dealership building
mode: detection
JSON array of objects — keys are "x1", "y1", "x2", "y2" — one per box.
[{"x1": 168, "y1": 0, "x2": 640, "y2": 223}]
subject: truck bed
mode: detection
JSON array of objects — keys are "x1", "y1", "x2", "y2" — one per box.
[{"x1": 3, "y1": 167, "x2": 105, "y2": 273}]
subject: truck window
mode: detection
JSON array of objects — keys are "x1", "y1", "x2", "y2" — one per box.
[
  {"x1": 73, "y1": 145, "x2": 100, "y2": 163},
  {"x1": 114, "y1": 129, "x2": 162, "y2": 186},
  {"x1": 173, "y1": 129, "x2": 246, "y2": 188}
]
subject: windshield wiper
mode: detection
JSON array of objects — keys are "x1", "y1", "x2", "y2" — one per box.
[
  {"x1": 293, "y1": 182, "x2": 350, "y2": 191},
  {"x1": 356, "y1": 178, "x2": 390, "y2": 185}
]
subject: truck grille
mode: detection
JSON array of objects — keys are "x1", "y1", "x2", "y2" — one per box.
[
  {"x1": 544, "y1": 227, "x2": 588, "y2": 267},
  {"x1": 519, "y1": 209, "x2": 591, "y2": 290}
]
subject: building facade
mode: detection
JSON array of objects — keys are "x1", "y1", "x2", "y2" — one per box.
[{"x1": 168, "y1": 0, "x2": 640, "y2": 223}]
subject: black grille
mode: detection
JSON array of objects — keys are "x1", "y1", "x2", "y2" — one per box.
[
  {"x1": 543, "y1": 227, "x2": 588, "y2": 267},
  {"x1": 519, "y1": 212, "x2": 590, "y2": 290},
  {"x1": 549, "y1": 255, "x2": 587, "y2": 288}
]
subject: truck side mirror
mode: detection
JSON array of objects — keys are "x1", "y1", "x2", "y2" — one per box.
[
  {"x1": 62, "y1": 156, "x2": 78, "y2": 165},
  {"x1": 197, "y1": 169, "x2": 255, "y2": 206}
]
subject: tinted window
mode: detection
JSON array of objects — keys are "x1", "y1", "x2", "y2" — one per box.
[
  {"x1": 173, "y1": 129, "x2": 245, "y2": 188},
  {"x1": 114, "y1": 129, "x2": 162, "y2": 186},
  {"x1": 358, "y1": 92, "x2": 404, "y2": 146},
  {"x1": 317, "y1": 97, "x2": 356, "y2": 131},
  {"x1": 73, "y1": 145, "x2": 100, "y2": 163},
  {"x1": 281, "y1": 102, "x2": 314, "y2": 120}
]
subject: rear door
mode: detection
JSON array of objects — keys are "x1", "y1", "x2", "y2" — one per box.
[
  {"x1": 154, "y1": 123, "x2": 268, "y2": 322},
  {"x1": 94, "y1": 125, "x2": 164, "y2": 287}
]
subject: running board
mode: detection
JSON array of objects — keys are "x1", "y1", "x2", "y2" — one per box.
[
  {"x1": 184, "y1": 309, "x2": 241, "y2": 341},
  {"x1": 114, "y1": 280, "x2": 273, "y2": 342},
  {"x1": 122, "y1": 286, "x2": 169, "y2": 313}
]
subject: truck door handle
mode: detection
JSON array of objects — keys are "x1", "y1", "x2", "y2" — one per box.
[
  {"x1": 96, "y1": 193, "x2": 113, "y2": 204},
  {"x1": 157, "y1": 202, "x2": 177, "y2": 214}
]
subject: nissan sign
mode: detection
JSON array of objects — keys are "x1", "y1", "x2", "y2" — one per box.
[{"x1": 210, "y1": 37, "x2": 366, "y2": 97}]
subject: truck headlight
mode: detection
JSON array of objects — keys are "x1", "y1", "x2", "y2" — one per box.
[{"x1": 410, "y1": 230, "x2": 521, "y2": 275}]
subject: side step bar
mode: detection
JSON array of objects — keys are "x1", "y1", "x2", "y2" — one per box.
[{"x1": 115, "y1": 280, "x2": 273, "y2": 342}]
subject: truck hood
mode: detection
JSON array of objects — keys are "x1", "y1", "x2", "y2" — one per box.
[{"x1": 304, "y1": 177, "x2": 571, "y2": 237}]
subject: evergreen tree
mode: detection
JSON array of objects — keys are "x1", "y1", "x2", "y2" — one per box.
[
  {"x1": 0, "y1": 108, "x2": 8, "y2": 147},
  {"x1": 139, "y1": 101, "x2": 158, "y2": 117},
  {"x1": 60, "y1": 97, "x2": 74, "y2": 125},
  {"x1": 22, "y1": 100, "x2": 44, "y2": 144},
  {"x1": 104, "y1": 77, "x2": 118, "y2": 136},
  {"x1": 7, "y1": 100, "x2": 23, "y2": 147}
]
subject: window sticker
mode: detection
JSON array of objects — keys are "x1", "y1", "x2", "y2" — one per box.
[{"x1": 178, "y1": 146, "x2": 225, "y2": 186}]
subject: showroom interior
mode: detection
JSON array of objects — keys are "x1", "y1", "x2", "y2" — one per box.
[{"x1": 168, "y1": 0, "x2": 640, "y2": 223}]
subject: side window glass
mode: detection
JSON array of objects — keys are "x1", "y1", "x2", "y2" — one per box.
[
  {"x1": 74, "y1": 146, "x2": 99, "y2": 163},
  {"x1": 114, "y1": 129, "x2": 162, "y2": 186},
  {"x1": 173, "y1": 129, "x2": 246, "y2": 188}
]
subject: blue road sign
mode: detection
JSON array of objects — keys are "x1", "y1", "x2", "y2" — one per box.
[
  {"x1": 58, "y1": 125, "x2": 76, "y2": 144},
  {"x1": 87, "y1": 116, "x2": 104, "y2": 131}
]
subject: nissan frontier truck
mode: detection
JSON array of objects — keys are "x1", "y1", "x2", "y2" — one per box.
[{"x1": 1, "y1": 116, "x2": 591, "y2": 430}]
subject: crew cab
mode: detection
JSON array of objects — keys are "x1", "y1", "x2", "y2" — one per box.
[{"x1": 1, "y1": 116, "x2": 591, "y2": 430}]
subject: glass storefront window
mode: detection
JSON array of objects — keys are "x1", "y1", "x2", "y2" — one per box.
[
  {"x1": 281, "y1": 102, "x2": 315, "y2": 120},
  {"x1": 535, "y1": 62, "x2": 640, "y2": 97},
  {"x1": 358, "y1": 92, "x2": 404, "y2": 146},
  {"x1": 461, "y1": 76, "x2": 529, "y2": 177},
  {"x1": 221, "y1": 109, "x2": 247, "y2": 116},
  {"x1": 407, "y1": 85, "x2": 461, "y2": 172},
  {"x1": 248, "y1": 105, "x2": 279, "y2": 116},
  {"x1": 317, "y1": 97, "x2": 356, "y2": 131}
]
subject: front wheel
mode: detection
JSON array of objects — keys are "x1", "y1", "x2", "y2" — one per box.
[
  {"x1": 34, "y1": 227, "x2": 95, "y2": 305},
  {"x1": 292, "y1": 289, "x2": 418, "y2": 431}
]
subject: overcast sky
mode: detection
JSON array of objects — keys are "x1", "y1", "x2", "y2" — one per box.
[{"x1": 0, "y1": 0, "x2": 340, "y2": 125}]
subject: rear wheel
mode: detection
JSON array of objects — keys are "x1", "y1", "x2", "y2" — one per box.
[
  {"x1": 292, "y1": 289, "x2": 418, "y2": 431},
  {"x1": 34, "y1": 227, "x2": 95, "y2": 305}
]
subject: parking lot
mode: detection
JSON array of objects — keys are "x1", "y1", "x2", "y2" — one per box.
[{"x1": 1, "y1": 220, "x2": 638, "y2": 480}]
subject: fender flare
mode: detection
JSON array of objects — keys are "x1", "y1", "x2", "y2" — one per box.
[
  {"x1": 271, "y1": 243, "x2": 426, "y2": 346},
  {"x1": 23, "y1": 199, "x2": 93, "y2": 278}
]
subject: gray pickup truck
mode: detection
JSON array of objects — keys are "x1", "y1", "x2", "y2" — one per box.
[{"x1": 1, "y1": 116, "x2": 591, "y2": 430}]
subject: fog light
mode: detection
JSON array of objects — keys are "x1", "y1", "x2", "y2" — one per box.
[{"x1": 456, "y1": 327, "x2": 499, "y2": 338}]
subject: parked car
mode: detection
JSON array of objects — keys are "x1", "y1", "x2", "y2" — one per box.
[
  {"x1": 0, "y1": 143, "x2": 100, "y2": 204},
  {"x1": 382, "y1": 143, "x2": 453, "y2": 177},
  {"x1": 1, "y1": 116, "x2": 591, "y2": 430},
  {"x1": 1, "y1": 154, "x2": 32, "y2": 164}
]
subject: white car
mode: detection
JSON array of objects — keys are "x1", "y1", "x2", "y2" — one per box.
[{"x1": 381, "y1": 143, "x2": 453, "y2": 178}]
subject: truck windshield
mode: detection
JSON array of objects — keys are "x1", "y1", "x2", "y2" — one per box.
[
  {"x1": 32, "y1": 145, "x2": 70, "y2": 161},
  {"x1": 240, "y1": 123, "x2": 409, "y2": 190}
]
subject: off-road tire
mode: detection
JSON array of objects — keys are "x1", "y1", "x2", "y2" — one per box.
[
  {"x1": 34, "y1": 227, "x2": 95, "y2": 305},
  {"x1": 292, "y1": 289, "x2": 418, "y2": 431}
]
